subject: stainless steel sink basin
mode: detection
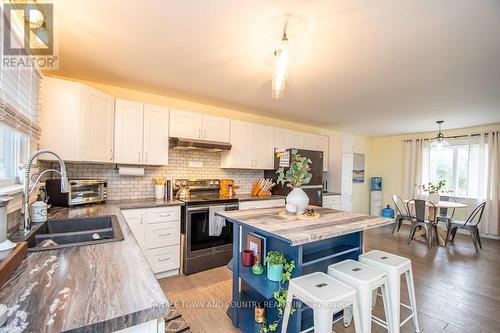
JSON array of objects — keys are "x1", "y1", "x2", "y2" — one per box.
[{"x1": 22, "y1": 215, "x2": 124, "y2": 252}]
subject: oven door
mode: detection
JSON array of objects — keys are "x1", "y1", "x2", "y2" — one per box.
[{"x1": 185, "y1": 203, "x2": 238, "y2": 256}]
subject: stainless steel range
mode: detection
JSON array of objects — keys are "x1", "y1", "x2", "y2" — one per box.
[{"x1": 174, "y1": 179, "x2": 238, "y2": 275}]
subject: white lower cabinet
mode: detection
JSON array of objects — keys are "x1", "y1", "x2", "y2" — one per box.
[
  {"x1": 122, "y1": 206, "x2": 181, "y2": 278},
  {"x1": 113, "y1": 318, "x2": 164, "y2": 333},
  {"x1": 322, "y1": 195, "x2": 341, "y2": 210},
  {"x1": 239, "y1": 199, "x2": 285, "y2": 210}
]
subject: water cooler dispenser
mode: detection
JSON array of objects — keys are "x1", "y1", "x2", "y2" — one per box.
[{"x1": 370, "y1": 177, "x2": 383, "y2": 216}]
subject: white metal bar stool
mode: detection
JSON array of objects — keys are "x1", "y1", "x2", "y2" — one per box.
[
  {"x1": 328, "y1": 259, "x2": 393, "y2": 333},
  {"x1": 281, "y1": 272, "x2": 362, "y2": 333},
  {"x1": 359, "y1": 250, "x2": 420, "y2": 333}
]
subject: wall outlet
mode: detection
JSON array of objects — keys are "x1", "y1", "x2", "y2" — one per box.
[{"x1": 188, "y1": 161, "x2": 204, "y2": 168}]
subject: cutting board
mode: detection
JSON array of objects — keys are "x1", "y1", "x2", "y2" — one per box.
[{"x1": 0, "y1": 242, "x2": 27, "y2": 288}]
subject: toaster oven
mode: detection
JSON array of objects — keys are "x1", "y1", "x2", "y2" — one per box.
[{"x1": 46, "y1": 179, "x2": 107, "y2": 206}]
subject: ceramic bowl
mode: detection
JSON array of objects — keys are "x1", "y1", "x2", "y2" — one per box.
[{"x1": 0, "y1": 240, "x2": 16, "y2": 261}]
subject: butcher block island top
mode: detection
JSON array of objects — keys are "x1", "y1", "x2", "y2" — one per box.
[{"x1": 217, "y1": 206, "x2": 393, "y2": 246}]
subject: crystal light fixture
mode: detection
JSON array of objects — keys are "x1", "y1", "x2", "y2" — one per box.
[
  {"x1": 430, "y1": 120, "x2": 450, "y2": 150},
  {"x1": 272, "y1": 30, "x2": 289, "y2": 98}
]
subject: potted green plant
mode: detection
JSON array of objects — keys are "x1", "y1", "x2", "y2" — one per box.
[
  {"x1": 418, "y1": 180, "x2": 449, "y2": 203},
  {"x1": 276, "y1": 150, "x2": 312, "y2": 215},
  {"x1": 265, "y1": 251, "x2": 286, "y2": 282}
]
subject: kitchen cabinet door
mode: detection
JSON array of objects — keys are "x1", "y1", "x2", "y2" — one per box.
[
  {"x1": 114, "y1": 99, "x2": 144, "y2": 164},
  {"x1": 202, "y1": 114, "x2": 230, "y2": 142},
  {"x1": 82, "y1": 86, "x2": 115, "y2": 163},
  {"x1": 253, "y1": 124, "x2": 275, "y2": 169},
  {"x1": 288, "y1": 130, "x2": 305, "y2": 149},
  {"x1": 143, "y1": 104, "x2": 169, "y2": 165},
  {"x1": 122, "y1": 210, "x2": 145, "y2": 250},
  {"x1": 319, "y1": 135, "x2": 329, "y2": 171},
  {"x1": 221, "y1": 120, "x2": 253, "y2": 168},
  {"x1": 169, "y1": 109, "x2": 202, "y2": 140},
  {"x1": 303, "y1": 133, "x2": 319, "y2": 150},
  {"x1": 341, "y1": 152, "x2": 353, "y2": 196},
  {"x1": 39, "y1": 77, "x2": 82, "y2": 161},
  {"x1": 274, "y1": 128, "x2": 287, "y2": 149}
]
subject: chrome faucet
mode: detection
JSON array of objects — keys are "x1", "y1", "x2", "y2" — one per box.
[{"x1": 23, "y1": 149, "x2": 70, "y2": 232}]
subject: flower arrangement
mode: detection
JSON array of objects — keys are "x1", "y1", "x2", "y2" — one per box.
[
  {"x1": 418, "y1": 180, "x2": 450, "y2": 194},
  {"x1": 276, "y1": 150, "x2": 312, "y2": 188}
]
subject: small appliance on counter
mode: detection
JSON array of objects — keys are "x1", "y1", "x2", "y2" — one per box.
[{"x1": 46, "y1": 179, "x2": 107, "y2": 207}]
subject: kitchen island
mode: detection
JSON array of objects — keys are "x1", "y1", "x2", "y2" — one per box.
[
  {"x1": 1, "y1": 199, "x2": 183, "y2": 333},
  {"x1": 217, "y1": 206, "x2": 392, "y2": 333}
]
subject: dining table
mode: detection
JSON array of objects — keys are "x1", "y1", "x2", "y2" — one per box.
[{"x1": 405, "y1": 199, "x2": 469, "y2": 246}]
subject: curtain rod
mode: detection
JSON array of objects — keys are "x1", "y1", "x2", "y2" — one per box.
[{"x1": 401, "y1": 131, "x2": 498, "y2": 143}]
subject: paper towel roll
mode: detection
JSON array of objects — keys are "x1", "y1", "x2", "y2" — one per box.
[{"x1": 118, "y1": 167, "x2": 145, "y2": 176}]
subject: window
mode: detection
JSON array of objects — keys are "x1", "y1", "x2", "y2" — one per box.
[
  {"x1": 0, "y1": 124, "x2": 29, "y2": 187},
  {"x1": 422, "y1": 138, "x2": 489, "y2": 199}
]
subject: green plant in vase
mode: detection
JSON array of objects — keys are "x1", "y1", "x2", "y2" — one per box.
[
  {"x1": 260, "y1": 251, "x2": 295, "y2": 333},
  {"x1": 276, "y1": 150, "x2": 312, "y2": 215}
]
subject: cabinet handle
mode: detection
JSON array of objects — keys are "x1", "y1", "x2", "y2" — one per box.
[
  {"x1": 138, "y1": 151, "x2": 141, "y2": 162},
  {"x1": 204, "y1": 129, "x2": 207, "y2": 138},
  {"x1": 110, "y1": 149, "x2": 113, "y2": 161},
  {"x1": 198, "y1": 129, "x2": 201, "y2": 138},
  {"x1": 157, "y1": 214, "x2": 171, "y2": 217},
  {"x1": 146, "y1": 152, "x2": 148, "y2": 163},
  {"x1": 158, "y1": 233, "x2": 171, "y2": 236},
  {"x1": 158, "y1": 258, "x2": 170, "y2": 262}
]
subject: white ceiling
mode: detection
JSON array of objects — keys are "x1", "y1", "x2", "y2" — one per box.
[{"x1": 50, "y1": 0, "x2": 500, "y2": 136}]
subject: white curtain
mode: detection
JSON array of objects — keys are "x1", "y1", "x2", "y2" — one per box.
[
  {"x1": 483, "y1": 132, "x2": 499, "y2": 235},
  {"x1": 402, "y1": 139, "x2": 429, "y2": 200}
]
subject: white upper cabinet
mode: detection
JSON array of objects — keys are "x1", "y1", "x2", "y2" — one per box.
[
  {"x1": 82, "y1": 86, "x2": 115, "y2": 163},
  {"x1": 169, "y1": 109, "x2": 230, "y2": 142},
  {"x1": 221, "y1": 120, "x2": 253, "y2": 168},
  {"x1": 40, "y1": 77, "x2": 82, "y2": 161},
  {"x1": 114, "y1": 100, "x2": 169, "y2": 165},
  {"x1": 202, "y1": 114, "x2": 230, "y2": 142},
  {"x1": 114, "y1": 99, "x2": 144, "y2": 164},
  {"x1": 253, "y1": 124, "x2": 275, "y2": 170},
  {"x1": 40, "y1": 77, "x2": 115, "y2": 163},
  {"x1": 274, "y1": 128, "x2": 305, "y2": 149},
  {"x1": 319, "y1": 135, "x2": 329, "y2": 171},
  {"x1": 143, "y1": 104, "x2": 169, "y2": 165},
  {"x1": 221, "y1": 121, "x2": 275, "y2": 169},
  {"x1": 169, "y1": 109, "x2": 203, "y2": 140}
]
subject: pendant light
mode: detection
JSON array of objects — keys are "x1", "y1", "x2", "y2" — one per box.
[
  {"x1": 430, "y1": 120, "x2": 450, "y2": 149},
  {"x1": 272, "y1": 24, "x2": 289, "y2": 99}
]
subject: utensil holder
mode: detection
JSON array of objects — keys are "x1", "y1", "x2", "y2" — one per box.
[
  {"x1": 242, "y1": 249, "x2": 255, "y2": 266},
  {"x1": 154, "y1": 185, "x2": 165, "y2": 199}
]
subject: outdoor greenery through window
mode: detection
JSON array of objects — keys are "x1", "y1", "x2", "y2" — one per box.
[
  {"x1": 0, "y1": 124, "x2": 29, "y2": 187},
  {"x1": 422, "y1": 138, "x2": 489, "y2": 199}
]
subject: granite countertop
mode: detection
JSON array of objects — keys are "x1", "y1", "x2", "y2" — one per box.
[
  {"x1": 234, "y1": 194, "x2": 286, "y2": 202},
  {"x1": 217, "y1": 206, "x2": 393, "y2": 246},
  {"x1": 107, "y1": 198, "x2": 184, "y2": 209},
  {"x1": 0, "y1": 202, "x2": 174, "y2": 332}
]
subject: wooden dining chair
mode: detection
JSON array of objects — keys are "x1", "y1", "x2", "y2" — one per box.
[
  {"x1": 407, "y1": 199, "x2": 438, "y2": 248},
  {"x1": 445, "y1": 202, "x2": 486, "y2": 252},
  {"x1": 391, "y1": 194, "x2": 412, "y2": 233}
]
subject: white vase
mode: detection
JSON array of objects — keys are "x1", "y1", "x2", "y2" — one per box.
[
  {"x1": 286, "y1": 187, "x2": 309, "y2": 216},
  {"x1": 428, "y1": 192, "x2": 440, "y2": 204},
  {"x1": 154, "y1": 185, "x2": 165, "y2": 199}
]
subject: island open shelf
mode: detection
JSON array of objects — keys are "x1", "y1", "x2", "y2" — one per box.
[{"x1": 216, "y1": 206, "x2": 393, "y2": 333}]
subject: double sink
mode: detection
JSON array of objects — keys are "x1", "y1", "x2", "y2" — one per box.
[{"x1": 24, "y1": 215, "x2": 124, "y2": 252}]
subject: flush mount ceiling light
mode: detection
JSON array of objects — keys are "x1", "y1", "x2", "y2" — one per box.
[
  {"x1": 431, "y1": 120, "x2": 450, "y2": 149},
  {"x1": 272, "y1": 22, "x2": 289, "y2": 99}
]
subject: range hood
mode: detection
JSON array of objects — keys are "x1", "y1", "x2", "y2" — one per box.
[{"x1": 169, "y1": 137, "x2": 232, "y2": 152}]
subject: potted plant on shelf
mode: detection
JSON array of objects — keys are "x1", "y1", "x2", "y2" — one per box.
[
  {"x1": 276, "y1": 149, "x2": 312, "y2": 215},
  {"x1": 265, "y1": 251, "x2": 287, "y2": 282},
  {"x1": 418, "y1": 180, "x2": 449, "y2": 203}
]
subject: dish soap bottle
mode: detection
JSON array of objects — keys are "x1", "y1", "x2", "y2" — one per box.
[{"x1": 252, "y1": 256, "x2": 264, "y2": 275}]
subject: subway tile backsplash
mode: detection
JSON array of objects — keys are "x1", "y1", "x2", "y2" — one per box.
[{"x1": 39, "y1": 150, "x2": 264, "y2": 200}]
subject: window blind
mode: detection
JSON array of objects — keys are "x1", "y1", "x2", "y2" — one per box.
[{"x1": 0, "y1": 6, "x2": 42, "y2": 139}]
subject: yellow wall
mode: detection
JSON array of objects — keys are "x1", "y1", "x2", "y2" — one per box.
[
  {"x1": 371, "y1": 123, "x2": 500, "y2": 208},
  {"x1": 47, "y1": 74, "x2": 333, "y2": 135}
]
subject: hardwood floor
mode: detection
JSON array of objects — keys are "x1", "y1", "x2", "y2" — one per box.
[{"x1": 159, "y1": 225, "x2": 500, "y2": 333}]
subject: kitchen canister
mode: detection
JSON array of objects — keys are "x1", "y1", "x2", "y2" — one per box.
[
  {"x1": 31, "y1": 201, "x2": 48, "y2": 223},
  {"x1": 154, "y1": 184, "x2": 165, "y2": 199}
]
